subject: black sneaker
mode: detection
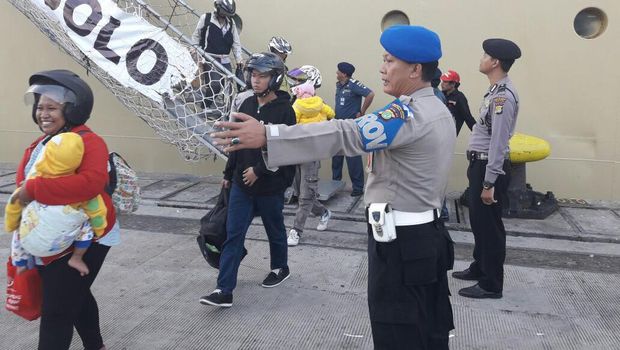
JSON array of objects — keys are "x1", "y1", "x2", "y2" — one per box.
[
  {"x1": 261, "y1": 267, "x2": 290, "y2": 288},
  {"x1": 199, "y1": 289, "x2": 233, "y2": 307}
]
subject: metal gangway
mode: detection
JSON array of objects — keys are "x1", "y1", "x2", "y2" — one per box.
[{"x1": 9, "y1": 0, "x2": 253, "y2": 161}]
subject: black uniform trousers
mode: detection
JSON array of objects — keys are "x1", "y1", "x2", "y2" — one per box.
[
  {"x1": 37, "y1": 243, "x2": 110, "y2": 350},
  {"x1": 467, "y1": 159, "x2": 510, "y2": 293},
  {"x1": 367, "y1": 218, "x2": 455, "y2": 350}
]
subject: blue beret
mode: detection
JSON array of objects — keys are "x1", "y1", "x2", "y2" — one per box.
[
  {"x1": 483, "y1": 38, "x2": 521, "y2": 60},
  {"x1": 337, "y1": 62, "x2": 355, "y2": 77},
  {"x1": 380, "y1": 25, "x2": 442, "y2": 63}
]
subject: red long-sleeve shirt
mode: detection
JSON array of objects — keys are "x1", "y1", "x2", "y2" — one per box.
[{"x1": 16, "y1": 125, "x2": 117, "y2": 263}]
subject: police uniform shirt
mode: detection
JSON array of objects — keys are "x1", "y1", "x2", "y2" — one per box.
[
  {"x1": 468, "y1": 76, "x2": 519, "y2": 183},
  {"x1": 264, "y1": 87, "x2": 456, "y2": 212},
  {"x1": 335, "y1": 79, "x2": 372, "y2": 119}
]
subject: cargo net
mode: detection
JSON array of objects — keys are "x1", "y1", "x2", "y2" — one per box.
[{"x1": 9, "y1": 0, "x2": 249, "y2": 161}]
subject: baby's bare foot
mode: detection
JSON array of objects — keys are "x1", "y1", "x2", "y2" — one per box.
[{"x1": 68, "y1": 257, "x2": 90, "y2": 276}]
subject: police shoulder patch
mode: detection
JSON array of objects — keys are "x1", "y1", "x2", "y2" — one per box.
[
  {"x1": 355, "y1": 99, "x2": 411, "y2": 152},
  {"x1": 493, "y1": 97, "x2": 507, "y2": 114}
]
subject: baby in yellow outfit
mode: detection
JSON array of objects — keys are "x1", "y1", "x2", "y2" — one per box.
[
  {"x1": 5, "y1": 132, "x2": 107, "y2": 276},
  {"x1": 292, "y1": 82, "x2": 335, "y2": 124}
]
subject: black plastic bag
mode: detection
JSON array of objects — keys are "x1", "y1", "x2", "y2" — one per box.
[
  {"x1": 197, "y1": 187, "x2": 229, "y2": 269},
  {"x1": 197, "y1": 186, "x2": 247, "y2": 269}
]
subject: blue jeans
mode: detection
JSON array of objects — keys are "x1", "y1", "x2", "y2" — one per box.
[
  {"x1": 331, "y1": 155, "x2": 364, "y2": 192},
  {"x1": 217, "y1": 183, "x2": 288, "y2": 294}
]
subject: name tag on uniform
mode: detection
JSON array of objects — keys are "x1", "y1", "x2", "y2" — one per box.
[{"x1": 355, "y1": 99, "x2": 411, "y2": 152}]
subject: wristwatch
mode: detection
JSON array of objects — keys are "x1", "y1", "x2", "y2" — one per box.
[{"x1": 482, "y1": 181, "x2": 494, "y2": 190}]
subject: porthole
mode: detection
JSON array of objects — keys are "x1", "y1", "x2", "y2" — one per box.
[
  {"x1": 574, "y1": 7, "x2": 607, "y2": 39},
  {"x1": 381, "y1": 10, "x2": 410, "y2": 31}
]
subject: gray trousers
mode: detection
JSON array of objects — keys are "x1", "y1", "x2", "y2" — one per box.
[{"x1": 293, "y1": 161, "x2": 327, "y2": 232}]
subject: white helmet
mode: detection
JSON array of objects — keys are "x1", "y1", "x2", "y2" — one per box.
[
  {"x1": 299, "y1": 65, "x2": 322, "y2": 88},
  {"x1": 269, "y1": 36, "x2": 292, "y2": 55},
  {"x1": 214, "y1": 0, "x2": 236, "y2": 17}
]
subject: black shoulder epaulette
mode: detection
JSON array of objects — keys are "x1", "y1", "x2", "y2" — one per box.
[{"x1": 496, "y1": 84, "x2": 518, "y2": 104}]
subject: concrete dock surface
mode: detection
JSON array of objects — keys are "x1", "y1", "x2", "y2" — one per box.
[{"x1": 0, "y1": 167, "x2": 618, "y2": 349}]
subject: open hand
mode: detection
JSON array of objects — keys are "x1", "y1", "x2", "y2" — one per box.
[{"x1": 211, "y1": 112, "x2": 267, "y2": 152}]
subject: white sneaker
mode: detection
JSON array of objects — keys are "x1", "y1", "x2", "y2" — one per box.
[
  {"x1": 287, "y1": 229, "x2": 300, "y2": 246},
  {"x1": 316, "y1": 209, "x2": 331, "y2": 231}
]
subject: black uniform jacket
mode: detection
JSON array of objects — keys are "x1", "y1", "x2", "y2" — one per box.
[{"x1": 444, "y1": 89, "x2": 476, "y2": 135}]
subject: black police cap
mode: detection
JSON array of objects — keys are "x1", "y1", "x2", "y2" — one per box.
[{"x1": 483, "y1": 38, "x2": 521, "y2": 60}]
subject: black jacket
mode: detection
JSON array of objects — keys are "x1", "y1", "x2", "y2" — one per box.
[
  {"x1": 444, "y1": 89, "x2": 476, "y2": 136},
  {"x1": 223, "y1": 91, "x2": 296, "y2": 195}
]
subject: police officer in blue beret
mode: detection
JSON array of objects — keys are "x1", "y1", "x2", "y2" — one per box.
[
  {"x1": 212, "y1": 25, "x2": 456, "y2": 349},
  {"x1": 453, "y1": 38, "x2": 521, "y2": 299}
]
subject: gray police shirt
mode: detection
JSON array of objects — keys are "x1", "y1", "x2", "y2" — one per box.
[
  {"x1": 468, "y1": 76, "x2": 519, "y2": 184},
  {"x1": 264, "y1": 87, "x2": 456, "y2": 212}
]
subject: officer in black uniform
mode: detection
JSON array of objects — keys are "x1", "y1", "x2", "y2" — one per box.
[{"x1": 453, "y1": 39, "x2": 521, "y2": 299}]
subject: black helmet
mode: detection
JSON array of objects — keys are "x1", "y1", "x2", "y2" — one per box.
[
  {"x1": 214, "y1": 0, "x2": 236, "y2": 17},
  {"x1": 27, "y1": 69, "x2": 94, "y2": 126},
  {"x1": 244, "y1": 52, "x2": 286, "y2": 96}
]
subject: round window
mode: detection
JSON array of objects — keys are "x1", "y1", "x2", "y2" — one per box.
[
  {"x1": 574, "y1": 7, "x2": 607, "y2": 39},
  {"x1": 381, "y1": 10, "x2": 410, "y2": 31}
]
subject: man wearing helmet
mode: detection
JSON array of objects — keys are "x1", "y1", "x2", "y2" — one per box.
[
  {"x1": 12, "y1": 69, "x2": 119, "y2": 350},
  {"x1": 231, "y1": 36, "x2": 294, "y2": 112},
  {"x1": 440, "y1": 69, "x2": 476, "y2": 136},
  {"x1": 192, "y1": 0, "x2": 242, "y2": 71},
  {"x1": 269, "y1": 36, "x2": 292, "y2": 63},
  {"x1": 200, "y1": 53, "x2": 296, "y2": 308},
  {"x1": 268, "y1": 36, "x2": 293, "y2": 96},
  {"x1": 192, "y1": 0, "x2": 243, "y2": 107}
]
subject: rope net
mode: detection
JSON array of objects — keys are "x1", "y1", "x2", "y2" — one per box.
[{"x1": 9, "y1": 0, "x2": 247, "y2": 161}]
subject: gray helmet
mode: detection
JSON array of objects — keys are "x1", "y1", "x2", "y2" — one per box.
[
  {"x1": 214, "y1": 0, "x2": 235, "y2": 17},
  {"x1": 269, "y1": 37, "x2": 292, "y2": 55},
  {"x1": 26, "y1": 69, "x2": 94, "y2": 126},
  {"x1": 300, "y1": 65, "x2": 322, "y2": 88},
  {"x1": 244, "y1": 52, "x2": 286, "y2": 95}
]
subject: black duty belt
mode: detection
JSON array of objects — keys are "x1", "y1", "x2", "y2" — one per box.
[{"x1": 466, "y1": 150, "x2": 489, "y2": 161}]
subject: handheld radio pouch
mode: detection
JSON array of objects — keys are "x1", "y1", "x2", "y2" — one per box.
[{"x1": 368, "y1": 203, "x2": 397, "y2": 242}]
